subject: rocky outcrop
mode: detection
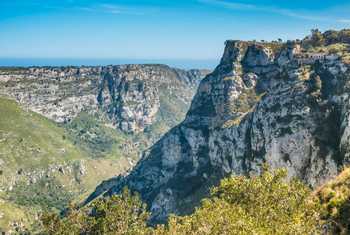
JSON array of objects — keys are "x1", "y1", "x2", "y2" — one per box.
[
  {"x1": 97, "y1": 65, "x2": 207, "y2": 133},
  {"x1": 87, "y1": 39, "x2": 350, "y2": 223},
  {"x1": 0, "y1": 65, "x2": 209, "y2": 133},
  {"x1": 0, "y1": 67, "x2": 101, "y2": 123}
]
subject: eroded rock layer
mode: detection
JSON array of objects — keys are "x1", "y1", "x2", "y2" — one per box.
[
  {"x1": 88, "y1": 40, "x2": 350, "y2": 223},
  {"x1": 0, "y1": 65, "x2": 209, "y2": 133}
]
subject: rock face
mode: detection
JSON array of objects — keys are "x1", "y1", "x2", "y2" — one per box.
[
  {"x1": 0, "y1": 65, "x2": 209, "y2": 133},
  {"x1": 0, "y1": 67, "x2": 101, "y2": 123},
  {"x1": 0, "y1": 64, "x2": 209, "y2": 232},
  {"x1": 97, "y1": 65, "x2": 207, "y2": 133},
  {"x1": 87, "y1": 40, "x2": 350, "y2": 223}
]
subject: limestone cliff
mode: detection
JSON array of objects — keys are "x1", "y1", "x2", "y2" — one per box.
[
  {"x1": 0, "y1": 65, "x2": 209, "y2": 134},
  {"x1": 87, "y1": 39, "x2": 350, "y2": 223},
  {"x1": 97, "y1": 65, "x2": 207, "y2": 133},
  {"x1": 0, "y1": 64, "x2": 208, "y2": 231}
]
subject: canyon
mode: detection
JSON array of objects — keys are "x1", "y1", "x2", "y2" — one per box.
[
  {"x1": 0, "y1": 64, "x2": 208, "y2": 231},
  {"x1": 86, "y1": 38, "x2": 350, "y2": 223}
]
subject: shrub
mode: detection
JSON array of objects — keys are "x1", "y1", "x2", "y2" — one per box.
[
  {"x1": 42, "y1": 168, "x2": 322, "y2": 235},
  {"x1": 157, "y1": 168, "x2": 321, "y2": 235},
  {"x1": 41, "y1": 188, "x2": 151, "y2": 235},
  {"x1": 308, "y1": 74, "x2": 322, "y2": 95},
  {"x1": 310, "y1": 29, "x2": 326, "y2": 47},
  {"x1": 316, "y1": 167, "x2": 350, "y2": 235}
]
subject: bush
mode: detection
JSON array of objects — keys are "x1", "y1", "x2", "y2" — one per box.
[
  {"x1": 308, "y1": 74, "x2": 322, "y2": 95},
  {"x1": 316, "y1": 167, "x2": 350, "y2": 234},
  {"x1": 157, "y1": 168, "x2": 321, "y2": 235},
  {"x1": 42, "y1": 168, "x2": 322, "y2": 235},
  {"x1": 8, "y1": 178, "x2": 74, "y2": 211},
  {"x1": 41, "y1": 188, "x2": 151, "y2": 235}
]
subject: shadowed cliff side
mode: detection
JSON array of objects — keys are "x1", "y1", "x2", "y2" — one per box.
[{"x1": 86, "y1": 34, "x2": 350, "y2": 223}]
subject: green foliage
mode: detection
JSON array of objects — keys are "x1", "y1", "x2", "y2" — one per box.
[
  {"x1": 0, "y1": 98, "x2": 132, "y2": 231},
  {"x1": 324, "y1": 30, "x2": 341, "y2": 45},
  {"x1": 41, "y1": 188, "x2": 151, "y2": 235},
  {"x1": 0, "y1": 199, "x2": 34, "y2": 232},
  {"x1": 157, "y1": 167, "x2": 321, "y2": 235},
  {"x1": 228, "y1": 88, "x2": 261, "y2": 115},
  {"x1": 42, "y1": 168, "x2": 322, "y2": 235},
  {"x1": 0, "y1": 98, "x2": 85, "y2": 171},
  {"x1": 157, "y1": 89, "x2": 189, "y2": 129},
  {"x1": 327, "y1": 43, "x2": 348, "y2": 55},
  {"x1": 308, "y1": 74, "x2": 322, "y2": 95},
  {"x1": 316, "y1": 167, "x2": 350, "y2": 235},
  {"x1": 64, "y1": 112, "x2": 127, "y2": 159},
  {"x1": 0, "y1": 67, "x2": 27, "y2": 73},
  {"x1": 310, "y1": 29, "x2": 326, "y2": 47},
  {"x1": 338, "y1": 29, "x2": 350, "y2": 44},
  {"x1": 302, "y1": 29, "x2": 350, "y2": 54},
  {"x1": 262, "y1": 41, "x2": 284, "y2": 54},
  {"x1": 140, "y1": 87, "x2": 190, "y2": 146},
  {"x1": 7, "y1": 178, "x2": 74, "y2": 211}
]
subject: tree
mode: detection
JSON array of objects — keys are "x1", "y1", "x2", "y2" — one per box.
[
  {"x1": 316, "y1": 167, "x2": 350, "y2": 234},
  {"x1": 156, "y1": 168, "x2": 321, "y2": 235},
  {"x1": 42, "y1": 169, "x2": 322, "y2": 235},
  {"x1": 339, "y1": 29, "x2": 350, "y2": 44},
  {"x1": 310, "y1": 29, "x2": 325, "y2": 47},
  {"x1": 308, "y1": 74, "x2": 322, "y2": 95},
  {"x1": 41, "y1": 188, "x2": 151, "y2": 235},
  {"x1": 323, "y1": 30, "x2": 340, "y2": 45}
]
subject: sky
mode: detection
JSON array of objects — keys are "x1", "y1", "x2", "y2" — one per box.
[{"x1": 1, "y1": 0, "x2": 350, "y2": 68}]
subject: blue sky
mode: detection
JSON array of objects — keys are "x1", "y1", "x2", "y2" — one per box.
[{"x1": 1, "y1": 0, "x2": 350, "y2": 63}]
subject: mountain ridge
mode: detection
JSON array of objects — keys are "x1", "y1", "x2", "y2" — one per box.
[
  {"x1": 86, "y1": 31, "x2": 350, "y2": 223},
  {"x1": 0, "y1": 64, "x2": 209, "y2": 133},
  {"x1": 0, "y1": 64, "x2": 209, "y2": 232}
]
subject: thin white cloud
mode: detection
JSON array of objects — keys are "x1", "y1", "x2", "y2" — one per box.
[
  {"x1": 77, "y1": 7, "x2": 95, "y2": 12},
  {"x1": 198, "y1": 0, "x2": 350, "y2": 23},
  {"x1": 77, "y1": 3, "x2": 153, "y2": 15},
  {"x1": 338, "y1": 19, "x2": 350, "y2": 24},
  {"x1": 199, "y1": 0, "x2": 256, "y2": 10},
  {"x1": 99, "y1": 4, "x2": 123, "y2": 14}
]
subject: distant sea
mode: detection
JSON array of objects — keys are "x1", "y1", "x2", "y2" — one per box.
[{"x1": 0, "y1": 58, "x2": 218, "y2": 70}]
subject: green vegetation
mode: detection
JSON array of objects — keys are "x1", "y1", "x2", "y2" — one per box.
[
  {"x1": 228, "y1": 89, "x2": 261, "y2": 114},
  {"x1": 310, "y1": 29, "x2": 326, "y2": 47},
  {"x1": 316, "y1": 167, "x2": 350, "y2": 234},
  {"x1": 322, "y1": 29, "x2": 350, "y2": 45},
  {"x1": 151, "y1": 89, "x2": 188, "y2": 133},
  {"x1": 41, "y1": 188, "x2": 151, "y2": 235},
  {"x1": 327, "y1": 43, "x2": 349, "y2": 54},
  {"x1": 0, "y1": 199, "x2": 34, "y2": 233},
  {"x1": 0, "y1": 98, "x2": 85, "y2": 171},
  {"x1": 262, "y1": 41, "x2": 284, "y2": 54},
  {"x1": 0, "y1": 67, "x2": 27, "y2": 73},
  {"x1": 301, "y1": 29, "x2": 350, "y2": 64},
  {"x1": 222, "y1": 115, "x2": 245, "y2": 128},
  {"x1": 0, "y1": 98, "x2": 131, "y2": 231},
  {"x1": 306, "y1": 43, "x2": 349, "y2": 55},
  {"x1": 222, "y1": 88, "x2": 264, "y2": 128},
  {"x1": 64, "y1": 112, "x2": 128, "y2": 159},
  {"x1": 0, "y1": 94, "x2": 187, "y2": 232},
  {"x1": 41, "y1": 168, "x2": 322, "y2": 235},
  {"x1": 308, "y1": 74, "x2": 322, "y2": 95},
  {"x1": 134, "y1": 87, "x2": 191, "y2": 147},
  {"x1": 158, "y1": 168, "x2": 320, "y2": 235},
  {"x1": 8, "y1": 178, "x2": 74, "y2": 211}
]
